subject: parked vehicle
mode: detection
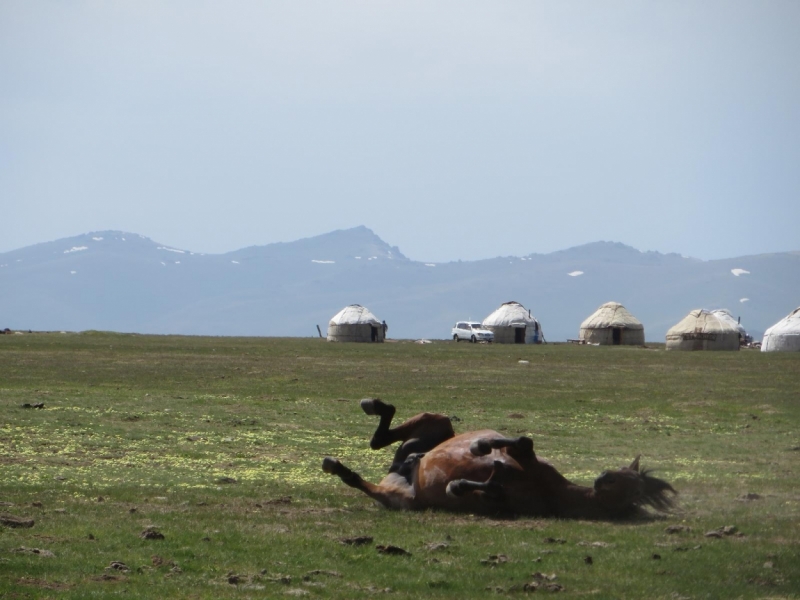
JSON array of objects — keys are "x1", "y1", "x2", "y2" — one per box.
[{"x1": 452, "y1": 321, "x2": 494, "y2": 343}]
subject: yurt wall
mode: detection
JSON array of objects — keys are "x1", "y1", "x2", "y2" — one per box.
[
  {"x1": 580, "y1": 326, "x2": 645, "y2": 346},
  {"x1": 482, "y1": 301, "x2": 543, "y2": 344},
  {"x1": 327, "y1": 323, "x2": 385, "y2": 343},
  {"x1": 327, "y1": 305, "x2": 385, "y2": 343},
  {"x1": 579, "y1": 302, "x2": 645, "y2": 346},
  {"x1": 665, "y1": 309, "x2": 740, "y2": 351},
  {"x1": 761, "y1": 307, "x2": 800, "y2": 352}
]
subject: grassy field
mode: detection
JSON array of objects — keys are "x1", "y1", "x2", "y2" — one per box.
[{"x1": 1, "y1": 332, "x2": 798, "y2": 599}]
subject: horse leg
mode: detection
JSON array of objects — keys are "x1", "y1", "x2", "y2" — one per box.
[
  {"x1": 360, "y1": 399, "x2": 456, "y2": 471},
  {"x1": 446, "y1": 478, "x2": 505, "y2": 501},
  {"x1": 470, "y1": 436, "x2": 535, "y2": 462},
  {"x1": 360, "y1": 398, "x2": 398, "y2": 450},
  {"x1": 446, "y1": 460, "x2": 509, "y2": 502},
  {"x1": 322, "y1": 457, "x2": 413, "y2": 509}
]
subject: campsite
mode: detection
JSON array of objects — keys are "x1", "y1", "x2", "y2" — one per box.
[{"x1": 1, "y1": 332, "x2": 798, "y2": 598}]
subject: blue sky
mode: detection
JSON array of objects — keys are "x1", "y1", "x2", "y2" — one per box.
[{"x1": 2, "y1": 1, "x2": 799, "y2": 262}]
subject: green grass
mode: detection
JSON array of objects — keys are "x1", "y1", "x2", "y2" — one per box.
[{"x1": 1, "y1": 332, "x2": 798, "y2": 599}]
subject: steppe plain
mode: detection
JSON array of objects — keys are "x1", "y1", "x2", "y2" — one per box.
[{"x1": 1, "y1": 332, "x2": 798, "y2": 599}]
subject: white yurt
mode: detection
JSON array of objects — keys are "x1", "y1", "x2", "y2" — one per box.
[
  {"x1": 327, "y1": 305, "x2": 386, "y2": 343},
  {"x1": 579, "y1": 302, "x2": 645, "y2": 345},
  {"x1": 761, "y1": 306, "x2": 800, "y2": 352},
  {"x1": 710, "y1": 309, "x2": 748, "y2": 341},
  {"x1": 482, "y1": 301, "x2": 543, "y2": 344},
  {"x1": 665, "y1": 309, "x2": 741, "y2": 351}
]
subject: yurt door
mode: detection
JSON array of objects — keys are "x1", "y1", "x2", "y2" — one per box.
[
  {"x1": 612, "y1": 328, "x2": 622, "y2": 345},
  {"x1": 371, "y1": 326, "x2": 378, "y2": 342},
  {"x1": 515, "y1": 327, "x2": 526, "y2": 344}
]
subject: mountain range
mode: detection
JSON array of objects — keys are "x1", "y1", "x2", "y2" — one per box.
[{"x1": 2, "y1": 226, "x2": 798, "y2": 342}]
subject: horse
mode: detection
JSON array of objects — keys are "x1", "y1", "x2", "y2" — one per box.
[{"x1": 322, "y1": 399, "x2": 676, "y2": 519}]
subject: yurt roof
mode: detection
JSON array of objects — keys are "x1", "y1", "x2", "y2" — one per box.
[
  {"x1": 483, "y1": 301, "x2": 539, "y2": 327},
  {"x1": 764, "y1": 306, "x2": 800, "y2": 336},
  {"x1": 710, "y1": 309, "x2": 746, "y2": 335},
  {"x1": 329, "y1": 304, "x2": 381, "y2": 326},
  {"x1": 666, "y1": 309, "x2": 741, "y2": 335},
  {"x1": 580, "y1": 302, "x2": 643, "y2": 330}
]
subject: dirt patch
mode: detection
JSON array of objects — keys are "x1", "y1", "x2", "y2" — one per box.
[
  {"x1": 259, "y1": 496, "x2": 292, "y2": 506},
  {"x1": 348, "y1": 583, "x2": 392, "y2": 594},
  {"x1": 303, "y1": 570, "x2": 341, "y2": 580},
  {"x1": 92, "y1": 573, "x2": 127, "y2": 583},
  {"x1": 425, "y1": 542, "x2": 450, "y2": 552},
  {"x1": 16, "y1": 577, "x2": 71, "y2": 590},
  {"x1": 1, "y1": 514, "x2": 34, "y2": 528},
  {"x1": 487, "y1": 573, "x2": 562, "y2": 594},
  {"x1": 665, "y1": 525, "x2": 691, "y2": 534},
  {"x1": 376, "y1": 544, "x2": 411, "y2": 556},
  {"x1": 339, "y1": 535, "x2": 373, "y2": 546},
  {"x1": 705, "y1": 525, "x2": 743, "y2": 538},
  {"x1": 543, "y1": 537, "x2": 567, "y2": 544},
  {"x1": 11, "y1": 547, "x2": 55, "y2": 557},
  {"x1": 737, "y1": 493, "x2": 762, "y2": 502},
  {"x1": 140, "y1": 527, "x2": 165, "y2": 540}
]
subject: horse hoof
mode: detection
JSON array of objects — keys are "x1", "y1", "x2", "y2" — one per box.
[
  {"x1": 360, "y1": 398, "x2": 394, "y2": 418},
  {"x1": 470, "y1": 439, "x2": 493, "y2": 456},
  {"x1": 360, "y1": 398, "x2": 380, "y2": 415},
  {"x1": 517, "y1": 436, "x2": 534, "y2": 455},
  {"x1": 322, "y1": 457, "x2": 340, "y2": 474},
  {"x1": 446, "y1": 480, "x2": 468, "y2": 497}
]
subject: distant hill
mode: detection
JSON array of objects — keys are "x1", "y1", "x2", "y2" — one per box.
[{"x1": 2, "y1": 227, "x2": 798, "y2": 341}]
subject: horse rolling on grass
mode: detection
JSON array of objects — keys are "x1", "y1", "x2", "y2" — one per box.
[{"x1": 323, "y1": 399, "x2": 676, "y2": 519}]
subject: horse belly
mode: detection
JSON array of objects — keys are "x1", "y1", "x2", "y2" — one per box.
[
  {"x1": 377, "y1": 472, "x2": 416, "y2": 510},
  {"x1": 413, "y1": 442, "x2": 495, "y2": 510}
]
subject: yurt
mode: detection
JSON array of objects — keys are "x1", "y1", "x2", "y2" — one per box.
[
  {"x1": 711, "y1": 309, "x2": 748, "y2": 342},
  {"x1": 579, "y1": 302, "x2": 645, "y2": 345},
  {"x1": 327, "y1": 305, "x2": 386, "y2": 343},
  {"x1": 761, "y1": 307, "x2": 800, "y2": 352},
  {"x1": 665, "y1": 309, "x2": 741, "y2": 351},
  {"x1": 482, "y1": 301, "x2": 543, "y2": 344}
]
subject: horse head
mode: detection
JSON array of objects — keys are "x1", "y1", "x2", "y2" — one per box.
[{"x1": 593, "y1": 455, "x2": 677, "y2": 517}]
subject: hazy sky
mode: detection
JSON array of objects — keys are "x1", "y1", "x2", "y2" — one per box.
[{"x1": 2, "y1": 1, "x2": 799, "y2": 262}]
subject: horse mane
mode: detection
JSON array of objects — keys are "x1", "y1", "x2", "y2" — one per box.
[{"x1": 636, "y1": 468, "x2": 677, "y2": 512}]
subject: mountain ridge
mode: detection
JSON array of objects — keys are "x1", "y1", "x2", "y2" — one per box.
[
  {"x1": 2, "y1": 227, "x2": 798, "y2": 342},
  {"x1": 4, "y1": 227, "x2": 792, "y2": 264}
]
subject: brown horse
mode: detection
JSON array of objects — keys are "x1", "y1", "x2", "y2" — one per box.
[{"x1": 323, "y1": 399, "x2": 676, "y2": 519}]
